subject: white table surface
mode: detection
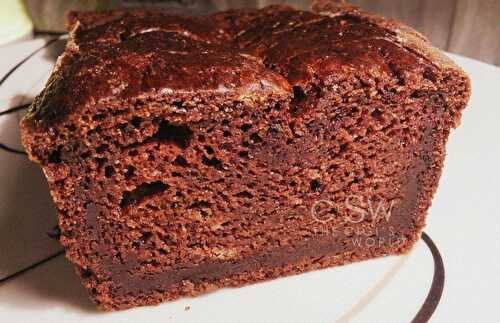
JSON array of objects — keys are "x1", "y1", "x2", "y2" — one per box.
[{"x1": 0, "y1": 38, "x2": 498, "y2": 323}]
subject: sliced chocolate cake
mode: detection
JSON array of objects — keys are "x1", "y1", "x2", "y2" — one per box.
[{"x1": 21, "y1": 2, "x2": 470, "y2": 310}]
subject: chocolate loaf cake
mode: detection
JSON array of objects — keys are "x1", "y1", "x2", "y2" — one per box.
[{"x1": 21, "y1": 2, "x2": 470, "y2": 310}]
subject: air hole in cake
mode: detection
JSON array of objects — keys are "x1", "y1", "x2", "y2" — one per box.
[
  {"x1": 95, "y1": 157, "x2": 106, "y2": 167},
  {"x1": 118, "y1": 31, "x2": 127, "y2": 42},
  {"x1": 189, "y1": 200, "x2": 211, "y2": 209},
  {"x1": 235, "y1": 191, "x2": 253, "y2": 199},
  {"x1": 310, "y1": 85, "x2": 321, "y2": 99},
  {"x1": 250, "y1": 133, "x2": 263, "y2": 143},
  {"x1": 82, "y1": 176, "x2": 90, "y2": 190},
  {"x1": 79, "y1": 268, "x2": 93, "y2": 279},
  {"x1": 239, "y1": 151, "x2": 248, "y2": 158},
  {"x1": 410, "y1": 90, "x2": 422, "y2": 99},
  {"x1": 48, "y1": 148, "x2": 62, "y2": 164},
  {"x1": 120, "y1": 181, "x2": 168, "y2": 208},
  {"x1": 310, "y1": 179, "x2": 321, "y2": 192},
  {"x1": 140, "y1": 231, "x2": 153, "y2": 243},
  {"x1": 172, "y1": 101, "x2": 183, "y2": 109},
  {"x1": 204, "y1": 145, "x2": 214, "y2": 154},
  {"x1": 155, "y1": 121, "x2": 193, "y2": 148},
  {"x1": 388, "y1": 62, "x2": 405, "y2": 85},
  {"x1": 104, "y1": 166, "x2": 114, "y2": 178},
  {"x1": 92, "y1": 114, "x2": 105, "y2": 121},
  {"x1": 131, "y1": 117, "x2": 142, "y2": 128},
  {"x1": 223, "y1": 130, "x2": 232, "y2": 137},
  {"x1": 370, "y1": 108, "x2": 383, "y2": 121},
  {"x1": 202, "y1": 155, "x2": 223, "y2": 169},
  {"x1": 173, "y1": 155, "x2": 188, "y2": 167},
  {"x1": 423, "y1": 67, "x2": 437, "y2": 82},
  {"x1": 96, "y1": 144, "x2": 108, "y2": 154},
  {"x1": 171, "y1": 171, "x2": 181, "y2": 177},
  {"x1": 292, "y1": 86, "x2": 306, "y2": 103},
  {"x1": 65, "y1": 124, "x2": 76, "y2": 131},
  {"x1": 80, "y1": 151, "x2": 91, "y2": 159},
  {"x1": 291, "y1": 86, "x2": 307, "y2": 115},
  {"x1": 339, "y1": 143, "x2": 348, "y2": 152},
  {"x1": 240, "y1": 124, "x2": 252, "y2": 132},
  {"x1": 124, "y1": 165, "x2": 135, "y2": 179}
]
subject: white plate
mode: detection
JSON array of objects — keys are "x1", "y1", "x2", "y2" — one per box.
[{"x1": 0, "y1": 39, "x2": 498, "y2": 323}]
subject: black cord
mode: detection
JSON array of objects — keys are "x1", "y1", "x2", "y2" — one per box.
[
  {"x1": 0, "y1": 103, "x2": 31, "y2": 117},
  {"x1": 0, "y1": 103, "x2": 32, "y2": 155},
  {"x1": 0, "y1": 142, "x2": 27, "y2": 155},
  {"x1": 0, "y1": 38, "x2": 58, "y2": 86},
  {"x1": 0, "y1": 38, "x2": 64, "y2": 283},
  {"x1": 0, "y1": 251, "x2": 64, "y2": 284}
]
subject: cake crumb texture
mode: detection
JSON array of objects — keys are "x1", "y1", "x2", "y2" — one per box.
[{"x1": 21, "y1": 2, "x2": 470, "y2": 310}]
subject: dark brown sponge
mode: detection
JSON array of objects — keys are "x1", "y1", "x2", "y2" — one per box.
[{"x1": 21, "y1": 3, "x2": 470, "y2": 310}]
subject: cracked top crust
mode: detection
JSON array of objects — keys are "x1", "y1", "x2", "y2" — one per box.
[{"x1": 22, "y1": 3, "x2": 468, "y2": 131}]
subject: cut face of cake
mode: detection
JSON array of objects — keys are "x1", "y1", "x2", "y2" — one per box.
[{"x1": 21, "y1": 3, "x2": 470, "y2": 310}]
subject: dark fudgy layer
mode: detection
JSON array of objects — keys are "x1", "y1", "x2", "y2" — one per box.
[
  {"x1": 74, "y1": 117, "x2": 439, "y2": 309},
  {"x1": 89, "y1": 152, "x2": 426, "y2": 300},
  {"x1": 20, "y1": 2, "x2": 470, "y2": 310}
]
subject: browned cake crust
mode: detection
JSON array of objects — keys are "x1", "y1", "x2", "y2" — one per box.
[{"x1": 20, "y1": 2, "x2": 470, "y2": 310}]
